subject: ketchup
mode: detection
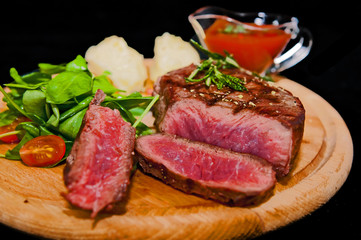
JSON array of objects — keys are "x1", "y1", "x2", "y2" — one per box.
[{"x1": 204, "y1": 19, "x2": 291, "y2": 73}]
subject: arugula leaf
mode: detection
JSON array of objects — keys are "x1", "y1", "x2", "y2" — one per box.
[
  {"x1": 0, "y1": 85, "x2": 30, "y2": 118},
  {"x1": 46, "y1": 71, "x2": 92, "y2": 104},
  {"x1": 92, "y1": 72, "x2": 122, "y2": 95},
  {"x1": 46, "y1": 104, "x2": 60, "y2": 128},
  {"x1": 16, "y1": 122, "x2": 40, "y2": 138},
  {"x1": 5, "y1": 82, "x2": 47, "y2": 90},
  {"x1": 106, "y1": 96, "x2": 154, "y2": 110},
  {"x1": 102, "y1": 94, "x2": 159, "y2": 136},
  {"x1": 58, "y1": 108, "x2": 87, "y2": 139},
  {"x1": 39, "y1": 125, "x2": 58, "y2": 136},
  {"x1": 38, "y1": 63, "x2": 66, "y2": 74},
  {"x1": 103, "y1": 101, "x2": 137, "y2": 124},
  {"x1": 21, "y1": 71, "x2": 51, "y2": 84},
  {"x1": 65, "y1": 55, "x2": 88, "y2": 72},
  {"x1": 59, "y1": 95, "x2": 93, "y2": 122},
  {"x1": 6, "y1": 70, "x2": 51, "y2": 90},
  {"x1": 132, "y1": 94, "x2": 159, "y2": 129},
  {"x1": 0, "y1": 110, "x2": 19, "y2": 127},
  {"x1": 22, "y1": 90, "x2": 47, "y2": 120},
  {"x1": 9, "y1": 68, "x2": 27, "y2": 85}
]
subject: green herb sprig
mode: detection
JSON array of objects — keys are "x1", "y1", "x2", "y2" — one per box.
[
  {"x1": 222, "y1": 24, "x2": 247, "y2": 34},
  {"x1": 186, "y1": 40, "x2": 248, "y2": 91}
]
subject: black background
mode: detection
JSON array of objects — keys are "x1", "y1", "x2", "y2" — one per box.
[{"x1": 0, "y1": 1, "x2": 360, "y2": 239}]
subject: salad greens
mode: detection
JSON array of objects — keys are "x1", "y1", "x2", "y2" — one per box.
[{"x1": 0, "y1": 55, "x2": 158, "y2": 165}]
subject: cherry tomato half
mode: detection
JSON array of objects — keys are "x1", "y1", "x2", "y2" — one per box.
[
  {"x1": 19, "y1": 135, "x2": 66, "y2": 167},
  {"x1": 0, "y1": 116, "x2": 31, "y2": 143}
]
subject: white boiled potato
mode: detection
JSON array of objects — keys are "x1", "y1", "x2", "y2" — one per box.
[
  {"x1": 149, "y1": 32, "x2": 200, "y2": 81},
  {"x1": 85, "y1": 36, "x2": 147, "y2": 93}
]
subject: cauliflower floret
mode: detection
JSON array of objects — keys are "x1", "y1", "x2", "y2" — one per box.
[
  {"x1": 85, "y1": 36, "x2": 147, "y2": 93},
  {"x1": 149, "y1": 32, "x2": 200, "y2": 81}
]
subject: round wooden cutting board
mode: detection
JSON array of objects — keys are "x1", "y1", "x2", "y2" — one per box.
[{"x1": 0, "y1": 78, "x2": 353, "y2": 239}]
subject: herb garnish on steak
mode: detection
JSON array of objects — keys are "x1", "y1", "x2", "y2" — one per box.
[{"x1": 185, "y1": 40, "x2": 248, "y2": 91}]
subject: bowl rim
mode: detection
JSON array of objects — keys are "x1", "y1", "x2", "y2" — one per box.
[{"x1": 188, "y1": 6, "x2": 299, "y2": 31}]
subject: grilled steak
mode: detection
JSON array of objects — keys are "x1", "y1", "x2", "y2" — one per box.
[
  {"x1": 63, "y1": 90, "x2": 135, "y2": 218},
  {"x1": 153, "y1": 64, "x2": 305, "y2": 177},
  {"x1": 135, "y1": 133, "x2": 276, "y2": 205}
]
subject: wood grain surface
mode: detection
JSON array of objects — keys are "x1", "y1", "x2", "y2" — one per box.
[{"x1": 0, "y1": 77, "x2": 353, "y2": 239}]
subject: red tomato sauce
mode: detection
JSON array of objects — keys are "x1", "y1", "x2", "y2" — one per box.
[{"x1": 204, "y1": 19, "x2": 291, "y2": 73}]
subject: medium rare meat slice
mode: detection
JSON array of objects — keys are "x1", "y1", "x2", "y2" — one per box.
[
  {"x1": 153, "y1": 64, "x2": 305, "y2": 177},
  {"x1": 63, "y1": 90, "x2": 135, "y2": 217},
  {"x1": 135, "y1": 133, "x2": 276, "y2": 205}
]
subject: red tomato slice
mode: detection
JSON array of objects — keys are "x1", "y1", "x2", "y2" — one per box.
[
  {"x1": 19, "y1": 135, "x2": 66, "y2": 167},
  {"x1": 0, "y1": 127, "x2": 19, "y2": 143},
  {"x1": 0, "y1": 116, "x2": 31, "y2": 143}
]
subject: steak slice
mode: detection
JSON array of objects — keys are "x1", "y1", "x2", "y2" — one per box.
[
  {"x1": 135, "y1": 133, "x2": 276, "y2": 205},
  {"x1": 153, "y1": 64, "x2": 305, "y2": 177},
  {"x1": 63, "y1": 90, "x2": 135, "y2": 218}
]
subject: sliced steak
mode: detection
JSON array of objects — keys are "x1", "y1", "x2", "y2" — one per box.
[
  {"x1": 63, "y1": 90, "x2": 135, "y2": 218},
  {"x1": 153, "y1": 64, "x2": 305, "y2": 177},
  {"x1": 135, "y1": 133, "x2": 276, "y2": 205}
]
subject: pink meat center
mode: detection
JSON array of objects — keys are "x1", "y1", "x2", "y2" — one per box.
[{"x1": 160, "y1": 99, "x2": 292, "y2": 170}]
